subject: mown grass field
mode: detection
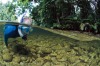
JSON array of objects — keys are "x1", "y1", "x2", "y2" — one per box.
[{"x1": 0, "y1": 24, "x2": 100, "y2": 66}]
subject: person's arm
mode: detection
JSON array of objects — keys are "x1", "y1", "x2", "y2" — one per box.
[
  {"x1": 18, "y1": 25, "x2": 24, "y2": 37},
  {"x1": 18, "y1": 25, "x2": 27, "y2": 41},
  {"x1": 22, "y1": 35, "x2": 27, "y2": 40}
]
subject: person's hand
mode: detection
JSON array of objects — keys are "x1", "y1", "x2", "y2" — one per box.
[{"x1": 22, "y1": 35, "x2": 27, "y2": 41}]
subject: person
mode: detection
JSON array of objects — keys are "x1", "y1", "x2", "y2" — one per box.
[
  {"x1": 18, "y1": 12, "x2": 32, "y2": 38},
  {"x1": 4, "y1": 12, "x2": 32, "y2": 47}
]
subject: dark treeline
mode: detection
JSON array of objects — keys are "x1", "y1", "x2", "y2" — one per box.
[{"x1": 31, "y1": 0, "x2": 100, "y2": 34}]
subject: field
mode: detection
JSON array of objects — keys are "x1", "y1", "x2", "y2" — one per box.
[{"x1": 0, "y1": 24, "x2": 100, "y2": 66}]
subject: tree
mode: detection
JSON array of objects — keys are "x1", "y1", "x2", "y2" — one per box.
[
  {"x1": 96, "y1": 0, "x2": 100, "y2": 21},
  {"x1": 0, "y1": 2, "x2": 16, "y2": 20}
]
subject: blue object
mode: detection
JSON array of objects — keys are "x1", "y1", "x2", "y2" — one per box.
[
  {"x1": 4, "y1": 12, "x2": 31, "y2": 47},
  {"x1": 18, "y1": 25, "x2": 30, "y2": 37},
  {"x1": 4, "y1": 24, "x2": 20, "y2": 47}
]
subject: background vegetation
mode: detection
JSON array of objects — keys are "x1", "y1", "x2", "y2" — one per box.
[
  {"x1": 0, "y1": 0, "x2": 100, "y2": 66},
  {"x1": 1, "y1": 0, "x2": 100, "y2": 33}
]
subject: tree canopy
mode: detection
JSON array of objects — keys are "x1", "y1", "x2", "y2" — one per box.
[
  {"x1": 1, "y1": 0, "x2": 100, "y2": 32},
  {"x1": 31, "y1": 0, "x2": 100, "y2": 24}
]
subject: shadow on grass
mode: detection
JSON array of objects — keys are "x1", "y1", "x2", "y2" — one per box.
[
  {"x1": 11, "y1": 43, "x2": 50, "y2": 58},
  {"x1": 11, "y1": 44, "x2": 31, "y2": 56}
]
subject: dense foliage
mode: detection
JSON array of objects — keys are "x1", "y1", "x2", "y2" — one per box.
[
  {"x1": 30, "y1": 0, "x2": 100, "y2": 34},
  {"x1": 0, "y1": 0, "x2": 100, "y2": 33},
  {"x1": 0, "y1": 2, "x2": 16, "y2": 20}
]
